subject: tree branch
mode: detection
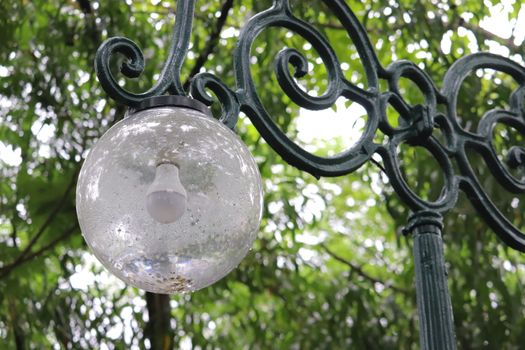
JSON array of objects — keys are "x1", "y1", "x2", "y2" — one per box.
[
  {"x1": 76, "y1": 0, "x2": 92, "y2": 14},
  {"x1": 183, "y1": 0, "x2": 234, "y2": 90},
  {"x1": 0, "y1": 225, "x2": 78, "y2": 278},
  {"x1": 319, "y1": 14, "x2": 524, "y2": 56},
  {"x1": 320, "y1": 243, "x2": 411, "y2": 294},
  {"x1": 370, "y1": 157, "x2": 387, "y2": 176},
  {"x1": 459, "y1": 19, "x2": 524, "y2": 53},
  {"x1": 16, "y1": 168, "x2": 78, "y2": 261},
  {"x1": 8, "y1": 299, "x2": 25, "y2": 350},
  {"x1": 0, "y1": 168, "x2": 79, "y2": 279}
]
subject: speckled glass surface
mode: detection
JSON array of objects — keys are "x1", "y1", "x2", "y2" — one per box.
[{"x1": 76, "y1": 107, "x2": 263, "y2": 293}]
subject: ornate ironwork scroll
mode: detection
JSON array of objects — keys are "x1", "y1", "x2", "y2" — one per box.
[
  {"x1": 95, "y1": 0, "x2": 525, "y2": 253},
  {"x1": 95, "y1": 0, "x2": 525, "y2": 348}
]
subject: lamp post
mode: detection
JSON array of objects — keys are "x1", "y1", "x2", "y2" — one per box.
[{"x1": 77, "y1": 0, "x2": 525, "y2": 348}]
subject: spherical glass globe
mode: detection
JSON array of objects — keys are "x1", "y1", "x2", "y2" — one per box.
[{"x1": 76, "y1": 100, "x2": 263, "y2": 293}]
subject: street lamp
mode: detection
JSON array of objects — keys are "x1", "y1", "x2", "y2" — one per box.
[
  {"x1": 79, "y1": 0, "x2": 525, "y2": 348},
  {"x1": 76, "y1": 96, "x2": 263, "y2": 293}
]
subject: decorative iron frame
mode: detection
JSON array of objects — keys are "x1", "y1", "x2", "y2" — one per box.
[{"x1": 94, "y1": 1, "x2": 525, "y2": 348}]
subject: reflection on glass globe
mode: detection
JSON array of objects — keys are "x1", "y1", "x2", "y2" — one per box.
[{"x1": 76, "y1": 102, "x2": 263, "y2": 293}]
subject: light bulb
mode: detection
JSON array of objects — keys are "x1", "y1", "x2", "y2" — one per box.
[
  {"x1": 146, "y1": 162, "x2": 187, "y2": 224},
  {"x1": 76, "y1": 98, "x2": 263, "y2": 294}
]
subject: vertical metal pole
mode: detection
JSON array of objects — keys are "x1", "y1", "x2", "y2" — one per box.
[{"x1": 405, "y1": 211, "x2": 456, "y2": 350}]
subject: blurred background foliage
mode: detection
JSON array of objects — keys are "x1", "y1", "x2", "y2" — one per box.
[{"x1": 1, "y1": 0, "x2": 525, "y2": 349}]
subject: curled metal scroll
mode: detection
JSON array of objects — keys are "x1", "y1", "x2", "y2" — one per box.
[
  {"x1": 94, "y1": 0, "x2": 195, "y2": 105},
  {"x1": 95, "y1": 0, "x2": 525, "y2": 251}
]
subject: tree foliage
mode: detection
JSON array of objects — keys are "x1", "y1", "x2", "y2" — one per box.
[{"x1": 0, "y1": 0, "x2": 524, "y2": 349}]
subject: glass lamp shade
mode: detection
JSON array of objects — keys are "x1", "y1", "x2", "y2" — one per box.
[{"x1": 76, "y1": 101, "x2": 263, "y2": 293}]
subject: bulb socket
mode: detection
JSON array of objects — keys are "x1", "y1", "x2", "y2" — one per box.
[{"x1": 133, "y1": 95, "x2": 212, "y2": 117}]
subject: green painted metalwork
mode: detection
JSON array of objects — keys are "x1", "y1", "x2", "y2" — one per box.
[
  {"x1": 405, "y1": 211, "x2": 456, "y2": 350},
  {"x1": 94, "y1": 0, "x2": 525, "y2": 348}
]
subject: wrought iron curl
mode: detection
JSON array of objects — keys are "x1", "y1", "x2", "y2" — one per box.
[
  {"x1": 94, "y1": 0, "x2": 196, "y2": 106},
  {"x1": 189, "y1": 72, "x2": 240, "y2": 129},
  {"x1": 95, "y1": 0, "x2": 525, "y2": 251}
]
